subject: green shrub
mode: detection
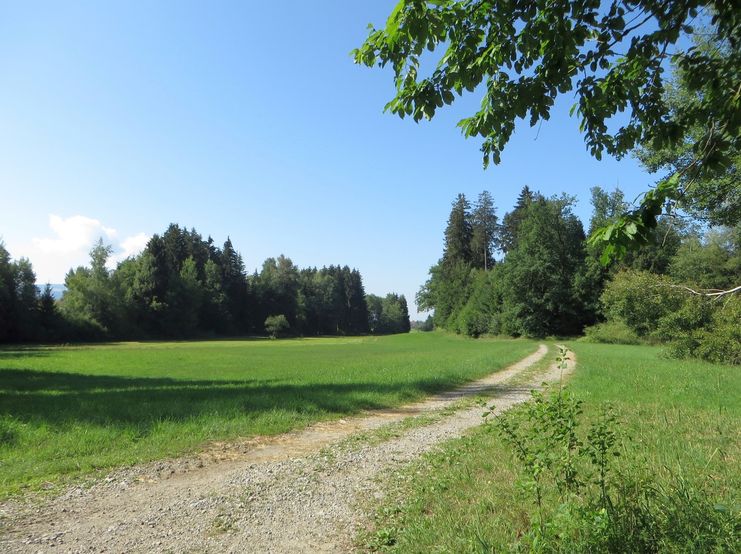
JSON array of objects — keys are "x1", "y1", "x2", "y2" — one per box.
[
  {"x1": 264, "y1": 314, "x2": 290, "y2": 338},
  {"x1": 0, "y1": 419, "x2": 17, "y2": 447},
  {"x1": 492, "y1": 375, "x2": 739, "y2": 553},
  {"x1": 581, "y1": 321, "x2": 642, "y2": 345},
  {"x1": 601, "y1": 270, "x2": 684, "y2": 337},
  {"x1": 692, "y1": 296, "x2": 741, "y2": 365},
  {"x1": 516, "y1": 476, "x2": 739, "y2": 553},
  {"x1": 454, "y1": 302, "x2": 492, "y2": 338},
  {"x1": 658, "y1": 295, "x2": 741, "y2": 365},
  {"x1": 653, "y1": 295, "x2": 715, "y2": 343},
  {"x1": 599, "y1": 271, "x2": 740, "y2": 365}
]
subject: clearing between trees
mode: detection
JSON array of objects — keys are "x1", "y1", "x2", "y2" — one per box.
[
  {"x1": 1, "y1": 342, "x2": 566, "y2": 553},
  {"x1": 0, "y1": 334, "x2": 537, "y2": 498}
]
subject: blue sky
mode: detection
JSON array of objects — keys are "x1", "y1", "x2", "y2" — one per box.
[{"x1": 0, "y1": 1, "x2": 655, "y2": 318}]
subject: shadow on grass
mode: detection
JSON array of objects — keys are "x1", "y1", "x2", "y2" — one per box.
[
  {"x1": 0, "y1": 367, "x2": 462, "y2": 432},
  {"x1": 0, "y1": 347, "x2": 52, "y2": 360}
]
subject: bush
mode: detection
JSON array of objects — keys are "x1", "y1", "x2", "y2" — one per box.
[
  {"x1": 581, "y1": 321, "x2": 642, "y2": 345},
  {"x1": 264, "y1": 314, "x2": 290, "y2": 338},
  {"x1": 59, "y1": 314, "x2": 109, "y2": 342},
  {"x1": 685, "y1": 296, "x2": 741, "y2": 365},
  {"x1": 655, "y1": 295, "x2": 741, "y2": 365},
  {"x1": 453, "y1": 302, "x2": 492, "y2": 338},
  {"x1": 0, "y1": 419, "x2": 17, "y2": 447},
  {"x1": 601, "y1": 270, "x2": 684, "y2": 337},
  {"x1": 490, "y1": 372, "x2": 738, "y2": 553},
  {"x1": 519, "y1": 476, "x2": 739, "y2": 553},
  {"x1": 653, "y1": 295, "x2": 714, "y2": 344},
  {"x1": 599, "y1": 270, "x2": 740, "y2": 365}
]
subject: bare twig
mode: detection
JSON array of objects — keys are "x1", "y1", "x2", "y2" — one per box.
[{"x1": 659, "y1": 283, "x2": 741, "y2": 298}]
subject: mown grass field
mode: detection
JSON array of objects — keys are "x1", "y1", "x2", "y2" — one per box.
[
  {"x1": 364, "y1": 342, "x2": 740, "y2": 552},
  {"x1": 0, "y1": 333, "x2": 537, "y2": 498}
]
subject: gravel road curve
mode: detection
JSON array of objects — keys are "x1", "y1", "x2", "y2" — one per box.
[{"x1": 0, "y1": 343, "x2": 574, "y2": 553}]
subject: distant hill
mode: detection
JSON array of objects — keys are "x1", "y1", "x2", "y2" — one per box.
[{"x1": 36, "y1": 284, "x2": 66, "y2": 300}]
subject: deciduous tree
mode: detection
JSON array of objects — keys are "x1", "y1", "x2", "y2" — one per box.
[{"x1": 355, "y1": 1, "x2": 740, "y2": 261}]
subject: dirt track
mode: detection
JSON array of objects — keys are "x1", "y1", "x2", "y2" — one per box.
[{"x1": 0, "y1": 343, "x2": 575, "y2": 553}]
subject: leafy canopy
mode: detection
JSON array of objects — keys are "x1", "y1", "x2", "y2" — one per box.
[{"x1": 354, "y1": 1, "x2": 740, "y2": 262}]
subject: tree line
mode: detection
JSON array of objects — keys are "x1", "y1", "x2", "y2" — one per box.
[
  {"x1": 0, "y1": 224, "x2": 410, "y2": 342},
  {"x1": 419, "y1": 187, "x2": 740, "y2": 365}
]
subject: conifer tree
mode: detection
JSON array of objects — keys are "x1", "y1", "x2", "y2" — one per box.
[
  {"x1": 398, "y1": 295, "x2": 411, "y2": 333},
  {"x1": 38, "y1": 283, "x2": 59, "y2": 341},
  {"x1": 443, "y1": 194, "x2": 473, "y2": 266},
  {"x1": 221, "y1": 238, "x2": 249, "y2": 331},
  {"x1": 0, "y1": 243, "x2": 15, "y2": 341},
  {"x1": 346, "y1": 269, "x2": 370, "y2": 334},
  {"x1": 470, "y1": 190, "x2": 499, "y2": 270},
  {"x1": 500, "y1": 186, "x2": 536, "y2": 254}
]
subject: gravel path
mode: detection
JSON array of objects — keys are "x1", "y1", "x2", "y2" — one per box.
[{"x1": 0, "y1": 343, "x2": 574, "y2": 553}]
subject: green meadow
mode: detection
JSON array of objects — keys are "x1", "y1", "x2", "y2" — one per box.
[
  {"x1": 364, "y1": 342, "x2": 740, "y2": 552},
  {"x1": 0, "y1": 333, "x2": 536, "y2": 498}
]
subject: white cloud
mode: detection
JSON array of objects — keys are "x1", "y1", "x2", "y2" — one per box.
[
  {"x1": 110, "y1": 232, "x2": 150, "y2": 265},
  {"x1": 10, "y1": 215, "x2": 149, "y2": 283},
  {"x1": 33, "y1": 214, "x2": 117, "y2": 254}
]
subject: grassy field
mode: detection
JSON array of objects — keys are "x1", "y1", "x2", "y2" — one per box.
[
  {"x1": 0, "y1": 333, "x2": 537, "y2": 498},
  {"x1": 364, "y1": 342, "x2": 740, "y2": 552}
]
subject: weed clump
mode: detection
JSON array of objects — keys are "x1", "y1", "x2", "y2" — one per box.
[{"x1": 487, "y1": 348, "x2": 738, "y2": 552}]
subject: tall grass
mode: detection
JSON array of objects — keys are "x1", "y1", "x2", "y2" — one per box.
[
  {"x1": 0, "y1": 333, "x2": 536, "y2": 498},
  {"x1": 363, "y1": 343, "x2": 739, "y2": 552}
]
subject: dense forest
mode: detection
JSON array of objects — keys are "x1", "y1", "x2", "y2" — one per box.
[
  {"x1": 419, "y1": 188, "x2": 740, "y2": 365},
  {"x1": 0, "y1": 224, "x2": 410, "y2": 342}
]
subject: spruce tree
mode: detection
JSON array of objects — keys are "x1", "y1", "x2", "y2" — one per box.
[
  {"x1": 347, "y1": 269, "x2": 370, "y2": 334},
  {"x1": 398, "y1": 295, "x2": 411, "y2": 333},
  {"x1": 443, "y1": 194, "x2": 473, "y2": 266},
  {"x1": 500, "y1": 186, "x2": 536, "y2": 254},
  {"x1": 0, "y1": 243, "x2": 15, "y2": 341},
  {"x1": 221, "y1": 238, "x2": 249, "y2": 331},
  {"x1": 38, "y1": 283, "x2": 59, "y2": 340},
  {"x1": 470, "y1": 190, "x2": 498, "y2": 270}
]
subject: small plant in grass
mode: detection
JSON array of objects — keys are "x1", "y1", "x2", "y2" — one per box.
[
  {"x1": 488, "y1": 386, "x2": 586, "y2": 533},
  {"x1": 0, "y1": 419, "x2": 17, "y2": 447},
  {"x1": 264, "y1": 314, "x2": 290, "y2": 338},
  {"x1": 485, "y1": 346, "x2": 738, "y2": 552},
  {"x1": 209, "y1": 512, "x2": 237, "y2": 535},
  {"x1": 583, "y1": 406, "x2": 619, "y2": 507}
]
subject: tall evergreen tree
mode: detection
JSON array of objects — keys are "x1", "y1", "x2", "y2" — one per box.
[
  {"x1": 201, "y1": 258, "x2": 229, "y2": 333},
  {"x1": 500, "y1": 186, "x2": 536, "y2": 254},
  {"x1": 0, "y1": 242, "x2": 16, "y2": 341},
  {"x1": 443, "y1": 194, "x2": 473, "y2": 266},
  {"x1": 254, "y1": 256, "x2": 299, "y2": 331},
  {"x1": 346, "y1": 268, "x2": 370, "y2": 334},
  {"x1": 38, "y1": 283, "x2": 60, "y2": 340},
  {"x1": 398, "y1": 295, "x2": 411, "y2": 333},
  {"x1": 173, "y1": 256, "x2": 203, "y2": 336},
  {"x1": 470, "y1": 190, "x2": 499, "y2": 270},
  {"x1": 221, "y1": 238, "x2": 249, "y2": 332}
]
